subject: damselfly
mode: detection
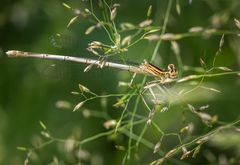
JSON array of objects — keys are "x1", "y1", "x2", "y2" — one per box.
[{"x1": 6, "y1": 50, "x2": 178, "y2": 81}]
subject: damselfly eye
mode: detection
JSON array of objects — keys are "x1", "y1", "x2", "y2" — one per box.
[
  {"x1": 168, "y1": 64, "x2": 175, "y2": 71},
  {"x1": 167, "y1": 64, "x2": 177, "y2": 78}
]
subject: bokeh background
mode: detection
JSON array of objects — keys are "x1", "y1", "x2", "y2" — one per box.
[{"x1": 0, "y1": 0, "x2": 240, "y2": 164}]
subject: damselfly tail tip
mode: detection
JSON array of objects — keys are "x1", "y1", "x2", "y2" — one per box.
[
  {"x1": 6, "y1": 50, "x2": 26, "y2": 57},
  {"x1": 6, "y1": 50, "x2": 17, "y2": 57}
]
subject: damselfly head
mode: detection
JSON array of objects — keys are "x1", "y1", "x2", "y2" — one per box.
[{"x1": 167, "y1": 64, "x2": 178, "y2": 78}]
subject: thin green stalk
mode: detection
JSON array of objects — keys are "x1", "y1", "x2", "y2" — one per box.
[
  {"x1": 35, "y1": 139, "x2": 55, "y2": 150},
  {"x1": 175, "y1": 50, "x2": 183, "y2": 77},
  {"x1": 127, "y1": 93, "x2": 142, "y2": 160},
  {"x1": 160, "y1": 30, "x2": 240, "y2": 41},
  {"x1": 136, "y1": 123, "x2": 148, "y2": 147},
  {"x1": 103, "y1": 0, "x2": 118, "y2": 36},
  {"x1": 90, "y1": 10, "x2": 115, "y2": 44},
  {"x1": 177, "y1": 71, "x2": 240, "y2": 84},
  {"x1": 127, "y1": 0, "x2": 173, "y2": 161},
  {"x1": 124, "y1": 30, "x2": 148, "y2": 49},
  {"x1": 121, "y1": 128, "x2": 155, "y2": 149},
  {"x1": 90, "y1": 0, "x2": 93, "y2": 13},
  {"x1": 151, "y1": 121, "x2": 165, "y2": 136},
  {"x1": 150, "y1": 0, "x2": 173, "y2": 62},
  {"x1": 182, "y1": 73, "x2": 206, "y2": 95},
  {"x1": 102, "y1": 0, "x2": 116, "y2": 42},
  {"x1": 79, "y1": 93, "x2": 134, "y2": 105},
  {"x1": 115, "y1": 94, "x2": 135, "y2": 133}
]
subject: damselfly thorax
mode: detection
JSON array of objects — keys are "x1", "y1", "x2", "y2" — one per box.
[
  {"x1": 6, "y1": 50, "x2": 178, "y2": 81},
  {"x1": 139, "y1": 60, "x2": 177, "y2": 80}
]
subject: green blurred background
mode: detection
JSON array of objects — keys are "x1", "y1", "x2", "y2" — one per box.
[{"x1": 0, "y1": 0, "x2": 240, "y2": 164}]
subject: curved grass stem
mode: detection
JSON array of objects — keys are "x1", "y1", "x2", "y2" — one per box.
[{"x1": 127, "y1": 0, "x2": 173, "y2": 160}]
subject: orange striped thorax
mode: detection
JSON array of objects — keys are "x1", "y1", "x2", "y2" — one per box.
[{"x1": 139, "y1": 61, "x2": 177, "y2": 79}]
